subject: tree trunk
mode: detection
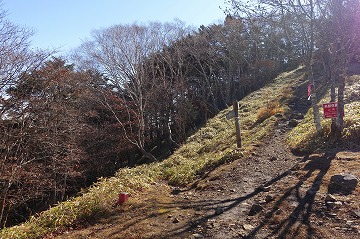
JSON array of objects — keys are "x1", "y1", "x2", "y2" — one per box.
[
  {"x1": 335, "y1": 75, "x2": 346, "y2": 138},
  {"x1": 140, "y1": 148, "x2": 157, "y2": 163},
  {"x1": 329, "y1": 68, "x2": 337, "y2": 137},
  {"x1": 309, "y1": 71, "x2": 322, "y2": 132},
  {"x1": 0, "y1": 185, "x2": 9, "y2": 229}
]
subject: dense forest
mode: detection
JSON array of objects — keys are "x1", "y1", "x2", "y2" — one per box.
[{"x1": 0, "y1": 0, "x2": 359, "y2": 228}]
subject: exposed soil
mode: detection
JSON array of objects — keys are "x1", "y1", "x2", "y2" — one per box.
[{"x1": 48, "y1": 84, "x2": 360, "y2": 239}]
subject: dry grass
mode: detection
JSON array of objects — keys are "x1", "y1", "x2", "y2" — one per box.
[
  {"x1": 287, "y1": 75, "x2": 360, "y2": 152},
  {"x1": 4, "y1": 66, "x2": 357, "y2": 239},
  {"x1": 256, "y1": 100, "x2": 283, "y2": 124}
]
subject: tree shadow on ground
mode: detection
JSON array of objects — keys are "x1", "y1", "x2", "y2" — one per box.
[
  {"x1": 245, "y1": 153, "x2": 334, "y2": 238},
  {"x1": 149, "y1": 166, "x2": 297, "y2": 237},
  {"x1": 152, "y1": 153, "x2": 334, "y2": 239}
]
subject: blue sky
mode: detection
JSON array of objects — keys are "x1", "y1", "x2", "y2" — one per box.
[{"x1": 3, "y1": 0, "x2": 227, "y2": 53}]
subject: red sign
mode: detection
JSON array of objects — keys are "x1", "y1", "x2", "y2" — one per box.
[
  {"x1": 323, "y1": 102, "x2": 338, "y2": 118},
  {"x1": 308, "y1": 83, "x2": 313, "y2": 97}
]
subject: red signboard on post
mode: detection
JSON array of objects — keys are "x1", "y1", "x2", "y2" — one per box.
[{"x1": 323, "y1": 102, "x2": 338, "y2": 118}]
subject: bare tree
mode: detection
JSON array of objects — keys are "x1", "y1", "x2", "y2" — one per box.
[
  {"x1": 227, "y1": 0, "x2": 340, "y2": 133},
  {"x1": 0, "y1": 10, "x2": 51, "y2": 96},
  {"x1": 325, "y1": 0, "x2": 360, "y2": 137},
  {"x1": 0, "y1": 7, "x2": 53, "y2": 227},
  {"x1": 73, "y1": 21, "x2": 190, "y2": 162},
  {"x1": 0, "y1": 58, "x2": 87, "y2": 227}
]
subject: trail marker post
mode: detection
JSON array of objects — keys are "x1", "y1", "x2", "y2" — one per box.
[
  {"x1": 233, "y1": 100, "x2": 242, "y2": 148},
  {"x1": 226, "y1": 101, "x2": 242, "y2": 148}
]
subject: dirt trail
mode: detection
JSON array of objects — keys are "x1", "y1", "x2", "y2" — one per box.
[
  {"x1": 53, "y1": 121, "x2": 359, "y2": 239},
  {"x1": 165, "y1": 126, "x2": 299, "y2": 239},
  {"x1": 52, "y1": 83, "x2": 360, "y2": 239},
  {"x1": 53, "y1": 125, "x2": 301, "y2": 239}
]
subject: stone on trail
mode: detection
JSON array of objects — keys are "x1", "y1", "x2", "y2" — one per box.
[
  {"x1": 328, "y1": 174, "x2": 358, "y2": 195},
  {"x1": 269, "y1": 156, "x2": 277, "y2": 161},
  {"x1": 243, "y1": 224, "x2": 254, "y2": 230},
  {"x1": 248, "y1": 203, "x2": 264, "y2": 216},
  {"x1": 265, "y1": 194, "x2": 274, "y2": 203},
  {"x1": 325, "y1": 194, "x2": 337, "y2": 202},
  {"x1": 191, "y1": 233, "x2": 204, "y2": 238},
  {"x1": 351, "y1": 210, "x2": 360, "y2": 218},
  {"x1": 215, "y1": 207, "x2": 224, "y2": 215},
  {"x1": 335, "y1": 151, "x2": 360, "y2": 161}
]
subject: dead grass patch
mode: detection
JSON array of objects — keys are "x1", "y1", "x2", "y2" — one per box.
[{"x1": 256, "y1": 100, "x2": 283, "y2": 124}]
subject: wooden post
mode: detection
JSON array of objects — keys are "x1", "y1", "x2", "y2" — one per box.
[{"x1": 233, "y1": 100, "x2": 242, "y2": 148}]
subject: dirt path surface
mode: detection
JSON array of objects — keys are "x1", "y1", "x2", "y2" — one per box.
[
  {"x1": 51, "y1": 85, "x2": 360, "y2": 239},
  {"x1": 51, "y1": 125, "x2": 359, "y2": 239},
  {"x1": 166, "y1": 127, "x2": 300, "y2": 239}
]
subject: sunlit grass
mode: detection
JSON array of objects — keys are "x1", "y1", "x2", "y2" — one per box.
[
  {"x1": 287, "y1": 75, "x2": 360, "y2": 152},
  {"x1": 0, "y1": 66, "x2": 320, "y2": 239}
]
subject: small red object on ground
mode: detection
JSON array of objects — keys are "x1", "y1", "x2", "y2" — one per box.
[{"x1": 118, "y1": 192, "x2": 129, "y2": 204}]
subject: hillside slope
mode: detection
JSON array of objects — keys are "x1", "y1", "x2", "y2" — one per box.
[{"x1": 2, "y1": 67, "x2": 359, "y2": 239}]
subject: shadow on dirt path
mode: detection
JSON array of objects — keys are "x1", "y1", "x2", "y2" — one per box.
[
  {"x1": 53, "y1": 74, "x2": 360, "y2": 239},
  {"x1": 245, "y1": 154, "x2": 334, "y2": 239}
]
